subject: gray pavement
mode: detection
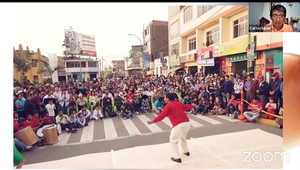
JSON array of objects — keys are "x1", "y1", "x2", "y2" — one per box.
[{"x1": 20, "y1": 112, "x2": 283, "y2": 169}]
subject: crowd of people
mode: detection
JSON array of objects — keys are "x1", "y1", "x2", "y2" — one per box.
[{"x1": 13, "y1": 70, "x2": 283, "y2": 166}]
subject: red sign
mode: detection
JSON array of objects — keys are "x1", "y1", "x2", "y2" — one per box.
[{"x1": 198, "y1": 46, "x2": 214, "y2": 59}]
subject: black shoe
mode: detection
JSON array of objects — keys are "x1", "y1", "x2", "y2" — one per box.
[
  {"x1": 71, "y1": 129, "x2": 78, "y2": 133},
  {"x1": 170, "y1": 157, "x2": 182, "y2": 163},
  {"x1": 184, "y1": 152, "x2": 190, "y2": 156}
]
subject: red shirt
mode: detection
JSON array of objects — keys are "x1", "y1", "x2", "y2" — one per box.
[
  {"x1": 13, "y1": 121, "x2": 22, "y2": 134},
  {"x1": 153, "y1": 101, "x2": 194, "y2": 127},
  {"x1": 23, "y1": 120, "x2": 35, "y2": 128},
  {"x1": 42, "y1": 116, "x2": 52, "y2": 125},
  {"x1": 32, "y1": 117, "x2": 41, "y2": 126},
  {"x1": 126, "y1": 94, "x2": 135, "y2": 104},
  {"x1": 248, "y1": 101, "x2": 263, "y2": 113},
  {"x1": 227, "y1": 99, "x2": 238, "y2": 107}
]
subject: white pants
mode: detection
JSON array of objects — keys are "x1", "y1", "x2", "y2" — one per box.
[{"x1": 169, "y1": 121, "x2": 191, "y2": 159}]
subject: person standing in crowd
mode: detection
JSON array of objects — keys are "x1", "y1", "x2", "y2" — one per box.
[
  {"x1": 221, "y1": 75, "x2": 233, "y2": 106},
  {"x1": 45, "y1": 99, "x2": 56, "y2": 124},
  {"x1": 234, "y1": 76, "x2": 244, "y2": 100},
  {"x1": 256, "y1": 76, "x2": 269, "y2": 110},
  {"x1": 147, "y1": 93, "x2": 195, "y2": 163},
  {"x1": 58, "y1": 89, "x2": 70, "y2": 115},
  {"x1": 269, "y1": 73, "x2": 281, "y2": 109}
]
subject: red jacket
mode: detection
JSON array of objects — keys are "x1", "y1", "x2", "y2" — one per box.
[{"x1": 153, "y1": 101, "x2": 194, "y2": 127}]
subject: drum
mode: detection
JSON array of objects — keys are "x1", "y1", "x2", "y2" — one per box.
[
  {"x1": 36, "y1": 128, "x2": 44, "y2": 138},
  {"x1": 36, "y1": 125, "x2": 52, "y2": 138},
  {"x1": 43, "y1": 125, "x2": 58, "y2": 145},
  {"x1": 15, "y1": 126, "x2": 38, "y2": 146}
]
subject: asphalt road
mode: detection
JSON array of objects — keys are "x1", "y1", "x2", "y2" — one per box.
[{"x1": 21, "y1": 113, "x2": 282, "y2": 165}]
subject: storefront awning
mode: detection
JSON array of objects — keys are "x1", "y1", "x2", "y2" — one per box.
[{"x1": 168, "y1": 66, "x2": 183, "y2": 73}]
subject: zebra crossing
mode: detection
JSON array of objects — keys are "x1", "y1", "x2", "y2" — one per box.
[{"x1": 54, "y1": 112, "x2": 242, "y2": 146}]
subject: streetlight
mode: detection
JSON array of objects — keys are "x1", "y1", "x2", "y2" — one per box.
[{"x1": 128, "y1": 34, "x2": 142, "y2": 46}]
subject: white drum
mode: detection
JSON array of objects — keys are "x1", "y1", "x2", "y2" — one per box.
[
  {"x1": 36, "y1": 125, "x2": 52, "y2": 138},
  {"x1": 36, "y1": 128, "x2": 44, "y2": 138}
]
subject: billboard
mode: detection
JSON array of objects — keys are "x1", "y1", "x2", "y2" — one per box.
[{"x1": 64, "y1": 29, "x2": 97, "y2": 57}]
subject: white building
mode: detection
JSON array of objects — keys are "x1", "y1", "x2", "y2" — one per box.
[
  {"x1": 64, "y1": 57, "x2": 100, "y2": 82},
  {"x1": 48, "y1": 53, "x2": 59, "y2": 83}
]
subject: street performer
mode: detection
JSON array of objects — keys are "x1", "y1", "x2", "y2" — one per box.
[{"x1": 147, "y1": 93, "x2": 195, "y2": 163}]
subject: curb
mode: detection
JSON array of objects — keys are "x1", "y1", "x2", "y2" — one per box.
[{"x1": 256, "y1": 118, "x2": 278, "y2": 127}]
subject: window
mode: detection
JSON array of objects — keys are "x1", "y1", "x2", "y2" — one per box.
[
  {"x1": 88, "y1": 62, "x2": 97, "y2": 67},
  {"x1": 81, "y1": 62, "x2": 86, "y2": 67},
  {"x1": 206, "y1": 27, "x2": 219, "y2": 46},
  {"x1": 170, "y1": 20, "x2": 179, "y2": 39},
  {"x1": 233, "y1": 16, "x2": 248, "y2": 38},
  {"x1": 171, "y1": 43, "x2": 179, "y2": 55},
  {"x1": 33, "y1": 75, "x2": 38, "y2": 81},
  {"x1": 188, "y1": 37, "x2": 196, "y2": 51},
  {"x1": 184, "y1": 6, "x2": 193, "y2": 24},
  {"x1": 197, "y1": 6, "x2": 215, "y2": 17},
  {"x1": 32, "y1": 59, "x2": 37, "y2": 67}
]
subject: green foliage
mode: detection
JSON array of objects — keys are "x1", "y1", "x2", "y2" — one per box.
[
  {"x1": 43, "y1": 78, "x2": 53, "y2": 84},
  {"x1": 33, "y1": 80, "x2": 39, "y2": 84}
]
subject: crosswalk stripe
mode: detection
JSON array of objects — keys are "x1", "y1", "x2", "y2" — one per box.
[
  {"x1": 151, "y1": 113, "x2": 173, "y2": 127},
  {"x1": 217, "y1": 115, "x2": 241, "y2": 123},
  {"x1": 137, "y1": 115, "x2": 163, "y2": 133},
  {"x1": 189, "y1": 118, "x2": 204, "y2": 127},
  {"x1": 121, "y1": 117, "x2": 141, "y2": 136},
  {"x1": 56, "y1": 132, "x2": 71, "y2": 145},
  {"x1": 80, "y1": 120, "x2": 94, "y2": 143},
  {"x1": 194, "y1": 115, "x2": 222, "y2": 125},
  {"x1": 103, "y1": 118, "x2": 118, "y2": 139},
  {"x1": 161, "y1": 118, "x2": 173, "y2": 127}
]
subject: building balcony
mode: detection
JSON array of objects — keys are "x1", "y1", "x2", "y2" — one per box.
[{"x1": 65, "y1": 67, "x2": 99, "y2": 73}]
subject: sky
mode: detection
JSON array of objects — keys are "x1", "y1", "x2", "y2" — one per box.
[{"x1": 12, "y1": 3, "x2": 169, "y2": 66}]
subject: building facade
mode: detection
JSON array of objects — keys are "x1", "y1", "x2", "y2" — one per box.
[
  {"x1": 13, "y1": 44, "x2": 50, "y2": 83},
  {"x1": 64, "y1": 57, "x2": 100, "y2": 82},
  {"x1": 168, "y1": 6, "x2": 185, "y2": 75},
  {"x1": 170, "y1": 5, "x2": 252, "y2": 76},
  {"x1": 125, "y1": 45, "x2": 143, "y2": 77},
  {"x1": 143, "y1": 20, "x2": 169, "y2": 75},
  {"x1": 111, "y1": 60, "x2": 125, "y2": 78}
]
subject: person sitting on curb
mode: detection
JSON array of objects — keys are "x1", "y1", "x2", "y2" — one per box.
[{"x1": 243, "y1": 97, "x2": 262, "y2": 123}]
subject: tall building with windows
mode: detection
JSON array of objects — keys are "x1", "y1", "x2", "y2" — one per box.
[
  {"x1": 168, "y1": 6, "x2": 185, "y2": 75},
  {"x1": 170, "y1": 5, "x2": 249, "y2": 76},
  {"x1": 143, "y1": 20, "x2": 168, "y2": 75}
]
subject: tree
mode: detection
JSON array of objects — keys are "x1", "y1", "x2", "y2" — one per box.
[
  {"x1": 38, "y1": 60, "x2": 64, "y2": 83},
  {"x1": 13, "y1": 55, "x2": 31, "y2": 87}
]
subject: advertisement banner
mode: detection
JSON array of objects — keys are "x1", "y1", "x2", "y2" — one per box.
[
  {"x1": 64, "y1": 29, "x2": 97, "y2": 57},
  {"x1": 143, "y1": 52, "x2": 150, "y2": 69},
  {"x1": 218, "y1": 37, "x2": 248, "y2": 56}
]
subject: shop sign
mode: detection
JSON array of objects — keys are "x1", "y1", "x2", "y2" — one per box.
[
  {"x1": 219, "y1": 37, "x2": 248, "y2": 56},
  {"x1": 197, "y1": 58, "x2": 215, "y2": 66}
]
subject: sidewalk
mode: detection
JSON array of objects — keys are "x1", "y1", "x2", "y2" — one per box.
[{"x1": 23, "y1": 129, "x2": 283, "y2": 169}]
